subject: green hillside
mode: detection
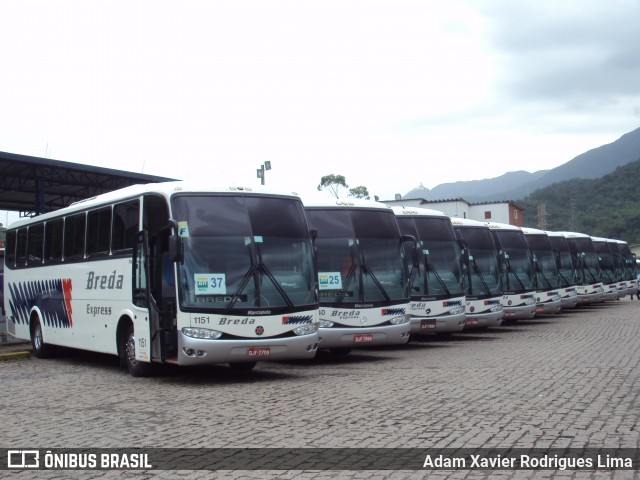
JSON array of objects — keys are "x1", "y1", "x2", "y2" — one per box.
[{"x1": 520, "y1": 159, "x2": 640, "y2": 244}]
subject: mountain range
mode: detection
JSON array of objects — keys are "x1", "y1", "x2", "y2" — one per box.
[{"x1": 403, "y1": 126, "x2": 640, "y2": 202}]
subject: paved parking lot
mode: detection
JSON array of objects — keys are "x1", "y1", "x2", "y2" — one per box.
[{"x1": 1, "y1": 299, "x2": 640, "y2": 479}]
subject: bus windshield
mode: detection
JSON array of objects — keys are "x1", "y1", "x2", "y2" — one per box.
[
  {"x1": 548, "y1": 236, "x2": 576, "y2": 287},
  {"x1": 172, "y1": 195, "x2": 316, "y2": 312},
  {"x1": 570, "y1": 237, "x2": 601, "y2": 284},
  {"x1": 492, "y1": 230, "x2": 535, "y2": 292},
  {"x1": 525, "y1": 235, "x2": 559, "y2": 290},
  {"x1": 306, "y1": 208, "x2": 408, "y2": 304},
  {"x1": 593, "y1": 241, "x2": 615, "y2": 283},
  {"x1": 397, "y1": 217, "x2": 464, "y2": 297},
  {"x1": 455, "y1": 227, "x2": 502, "y2": 296}
]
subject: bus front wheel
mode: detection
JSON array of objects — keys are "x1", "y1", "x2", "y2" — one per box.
[
  {"x1": 123, "y1": 324, "x2": 152, "y2": 377},
  {"x1": 30, "y1": 318, "x2": 55, "y2": 359}
]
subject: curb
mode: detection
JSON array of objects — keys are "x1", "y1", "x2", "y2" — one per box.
[{"x1": 0, "y1": 351, "x2": 31, "y2": 361}]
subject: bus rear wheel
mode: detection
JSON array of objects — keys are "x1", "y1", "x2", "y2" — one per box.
[
  {"x1": 123, "y1": 324, "x2": 152, "y2": 377},
  {"x1": 31, "y1": 318, "x2": 55, "y2": 359}
]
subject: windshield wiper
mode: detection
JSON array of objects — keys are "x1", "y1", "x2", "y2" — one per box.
[
  {"x1": 226, "y1": 241, "x2": 295, "y2": 310},
  {"x1": 470, "y1": 256, "x2": 492, "y2": 296}
]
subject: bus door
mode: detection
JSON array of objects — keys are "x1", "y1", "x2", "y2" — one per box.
[{"x1": 132, "y1": 231, "x2": 154, "y2": 364}]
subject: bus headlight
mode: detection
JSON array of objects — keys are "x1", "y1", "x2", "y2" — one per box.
[
  {"x1": 389, "y1": 314, "x2": 411, "y2": 325},
  {"x1": 293, "y1": 323, "x2": 319, "y2": 336},
  {"x1": 448, "y1": 307, "x2": 464, "y2": 316},
  {"x1": 525, "y1": 297, "x2": 536, "y2": 305},
  {"x1": 490, "y1": 305, "x2": 503, "y2": 312},
  {"x1": 319, "y1": 320, "x2": 335, "y2": 328},
  {"x1": 181, "y1": 327, "x2": 223, "y2": 339}
]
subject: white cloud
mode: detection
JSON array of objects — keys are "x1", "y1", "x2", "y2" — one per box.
[{"x1": 1, "y1": 0, "x2": 639, "y2": 205}]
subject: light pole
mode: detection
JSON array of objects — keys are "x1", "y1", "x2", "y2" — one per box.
[{"x1": 256, "y1": 161, "x2": 271, "y2": 185}]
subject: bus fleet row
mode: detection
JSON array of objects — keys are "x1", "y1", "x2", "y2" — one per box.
[{"x1": 2, "y1": 182, "x2": 636, "y2": 376}]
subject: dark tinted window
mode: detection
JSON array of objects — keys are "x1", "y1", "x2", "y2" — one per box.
[
  {"x1": 28, "y1": 224, "x2": 44, "y2": 265},
  {"x1": 45, "y1": 219, "x2": 64, "y2": 262},
  {"x1": 16, "y1": 228, "x2": 28, "y2": 266},
  {"x1": 87, "y1": 207, "x2": 112, "y2": 256},
  {"x1": 112, "y1": 200, "x2": 139, "y2": 252},
  {"x1": 64, "y1": 213, "x2": 86, "y2": 259},
  {"x1": 5, "y1": 229, "x2": 16, "y2": 267}
]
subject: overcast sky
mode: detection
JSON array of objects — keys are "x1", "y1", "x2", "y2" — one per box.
[{"x1": 2, "y1": 0, "x2": 640, "y2": 210}]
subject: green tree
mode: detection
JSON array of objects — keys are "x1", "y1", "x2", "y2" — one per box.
[
  {"x1": 348, "y1": 186, "x2": 370, "y2": 199},
  {"x1": 317, "y1": 174, "x2": 348, "y2": 199}
]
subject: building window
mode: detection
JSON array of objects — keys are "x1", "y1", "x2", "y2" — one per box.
[
  {"x1": 514, "y1": 210, "x2": 518, "y2": 219},
  {"x1": 484, "y1": 211, "x2": 491, "y2": 219}
]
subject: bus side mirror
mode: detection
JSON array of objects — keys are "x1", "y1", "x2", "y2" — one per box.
[
  {"x1": 401, "y1": 234, "x2": 418, "y2": 267},
  {"x1": 168, "y1": 235, "x2": 183, "y2": 263}
]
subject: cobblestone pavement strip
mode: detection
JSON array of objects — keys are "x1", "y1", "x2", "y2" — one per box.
[{"x1": 1, "y1": 300, "x2": 639, "y2": 479}]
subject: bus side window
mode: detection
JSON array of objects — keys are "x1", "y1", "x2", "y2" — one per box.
[
  {"x1": 64, "y1": 213, "x2": 86, "y2": 260},
  {"x1": 16, "y1": 228, "x2": 27, "y2": 267},
  {"x1": 28, "y1": 224, "x2": 44, "y2": 265},
  {"x1": 5, "y1": 230, "x2": 16, "y2": 268},
  {"x1": 44, "y1": 219, "x2": 64, "y2": 263},
  {"x1": 112, "y1": 200, "x2": 140, "y2": 253}
]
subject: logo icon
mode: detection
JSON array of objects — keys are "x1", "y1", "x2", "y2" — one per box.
[
  {"x1": 7, "y1": 450, "x2": 39, "y2": 468},
  {"x1": 255, "y1": 326, "x2": 264, "y2": 335}
]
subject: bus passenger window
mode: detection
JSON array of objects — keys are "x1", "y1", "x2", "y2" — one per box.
[
  {"x1": 44, "y1": 219, "x2": 64, "y2": 263},
  {"x1": 28, "y1": 224, "x2": 44, "y2": 265}
]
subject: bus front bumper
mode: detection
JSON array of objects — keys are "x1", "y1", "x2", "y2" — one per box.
[
  {"x1": 318, "y1": 323, "x2": 411, "y2": 350},
  {"x1": 177, "y1": 331, "x2": 320, "y2": 366},
  {"x1": 463, "y1": 310, "x2": 504, "y2": 329},
  {"x1": 535, "y1": 298, "x2": 562, "y2": 315},
  {"x1": 410, "y1": 312, "x2": 466, "y2": 334},
  {"x1": 502, "y1": 304, "x2": 537, "y2": 320}
]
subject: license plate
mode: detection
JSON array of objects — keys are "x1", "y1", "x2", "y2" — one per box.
[
  {"x1": 354, "y1": 334, "x2": 373, "y2": 343},
  {"x1": 466, "y1": 318, "x2": 478, "y2": 325},
  {"x1": 504, "y1": 312, "x2": 515, "y2": 318},
  {"x1": 420, "y1": 320, "x2": 436, "y2": 330},
  {"x1": 536, "y1": 306, "x2": 544, "y2": 312},
  {"x1": 248, "y1": 347, "x2": 270, "y2": 357}
]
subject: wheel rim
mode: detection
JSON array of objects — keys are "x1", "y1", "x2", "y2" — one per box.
[
  {"x1": 125, "y1": 331, "x2": 139, "y2": 368},
  {"x1": 33, "y1": 323, "x2": 43, "y2": 350}
]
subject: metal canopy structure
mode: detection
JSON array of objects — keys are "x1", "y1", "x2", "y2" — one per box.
[{"x1": 0, "y1": 150, "x2": 177, "y2": 216}]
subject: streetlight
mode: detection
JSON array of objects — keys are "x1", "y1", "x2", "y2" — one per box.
[{"x1": 256, "y1": 161, "x2": 271, "y2": 185}]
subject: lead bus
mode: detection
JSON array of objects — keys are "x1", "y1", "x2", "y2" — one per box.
[
  {"x1": 303, "y1": 198, "x2": 411, "y2": 354},
  {"x1": 3, "y1": 182, "x2": 320, "y2": 375},
  {"x1": 391, "y1": 206, "x2": 466, "y2": 335}
]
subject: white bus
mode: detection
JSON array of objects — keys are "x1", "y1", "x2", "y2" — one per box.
[
  {"x1": 4, "y1": 182, "x2": 320, "y2": 375},
  {"x1": 591, "y1": 236, "x2": 621, "y2": 301},
  {"x1": 557, "y1": 231, "x2": 604, "y2": 304},
  {"x1": 520, "y1": 227, "x2": 562, "y2": 315},
  {"x1": 451, "y1": 218, "x2": 504, "y2": 328},
  {"x1": 545, "y1": 231, "x2": 579, "y2": 309},
  {"x1": 304, "y1": 198, "x2": 411, "y2": 353},
  {"x1": 485, "y1": 222, "x2": 537, "y2": 320},
  {"x1": 391, "y1": 206, "x2": 466, "y2": 334}
]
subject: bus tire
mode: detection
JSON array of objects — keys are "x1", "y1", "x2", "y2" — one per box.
[
  {"x1": 30, "y1": 317, "x2": 55, "y2": 359},
  {"x1": 122, "y1": 324, "x2": 152, "y2": 377},
  {"x1": 229, "y1": 362, "x2": 257, "y2": 371}
]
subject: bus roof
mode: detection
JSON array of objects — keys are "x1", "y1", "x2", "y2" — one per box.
[
  {"x1": 7, "y1": 181, "x2": 304, "y2": 229},
  {"x1": 302, "y1": 195, "x2": 393, "y2": 211},
  {"x1": 520, "y1": 226, "x2": 548, "y2": 236},
  {"x1": 485, "y1": 221, "x2": 521, "y2": 232},
  {"x1": 389, "y1": 205, "x2": 448, "y2": 218},
  {"x1": 450, "y1": 217, "x2": 489, "y2": 228}
]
